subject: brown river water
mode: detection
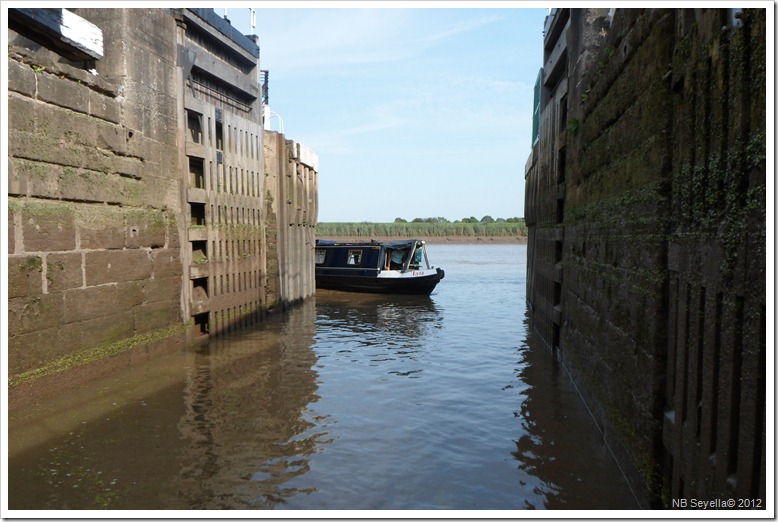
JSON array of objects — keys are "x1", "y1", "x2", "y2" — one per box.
[{"x1": 7, "y1": 244, "x2": 639, "y2": 512}]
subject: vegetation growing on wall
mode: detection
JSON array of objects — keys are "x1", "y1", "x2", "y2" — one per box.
[{"x1": 9, "y1": 324, "x2": 189, "y2": 387}]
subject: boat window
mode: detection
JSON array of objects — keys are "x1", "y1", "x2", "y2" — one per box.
[
  {"x1": 315, "y1": 249, "x2": 326, "y2": 264},
  {"x1": 347, "y1": 250, "x2": 363, "y2": 265}
]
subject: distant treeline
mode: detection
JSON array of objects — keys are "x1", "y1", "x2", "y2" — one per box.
[{"x1": 317, "y1": 217, "x2": 527, "y2": 238}]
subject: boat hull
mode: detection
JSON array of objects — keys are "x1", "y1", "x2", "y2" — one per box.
[{"x1": 316, "y1": 268, "x2": 445, "y2": 295}]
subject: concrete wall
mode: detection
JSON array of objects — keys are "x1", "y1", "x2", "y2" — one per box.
[
  {"x1": 177, "y1": 9, "x2": 267, "y2": 336},
  {"x1": 526, "y1": 8, "x2": 766, "y2": 506},
  {"x1": 7, "y1": 8, "x2": 318, "y2": 406},
  {"x1": 263, "y1": 131, "x2": 318, "y2": 310}
]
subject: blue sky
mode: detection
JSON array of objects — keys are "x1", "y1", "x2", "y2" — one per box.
[{"x1": 227, "y1": 5, "x2": 548, "y2": 223}]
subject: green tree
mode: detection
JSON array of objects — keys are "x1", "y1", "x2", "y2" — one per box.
[
  {"x1": 394, "y1": 217, "x2": 407, "y2": 223},
  {"x1": 480, "y1": 215, "x2": 495, "y2": 224}
]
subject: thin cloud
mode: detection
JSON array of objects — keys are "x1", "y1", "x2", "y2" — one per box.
[
  {"x1": 414, "y1": 13, "x2": 501, "y2": 45},
  {"x1": 259, "y1": 9, "x2": 502, "y2": 72},
  {"x1": 298, "y1": 110, "x2": 404, "y2": 156},
  {"x1": 258, "y1": 9, "x2": 414, "y2": 70}
]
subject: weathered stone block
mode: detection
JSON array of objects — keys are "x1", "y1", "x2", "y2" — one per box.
[
  {"x1": 85, "y1": 249, "x2": 153, "y2": 286},
  {"x1": 133, "y1": 300, "x2": 180, "y2": 334},
  {"x1": 8, "y1": 206, "x2": 17, "y2": 254},
  {"x1": 46, "y1": 252, "x2": 83, "y2": 292},
  {"x1": 118, "y1": 99, "x2": 149, "y2": 141},
  {"x1": 124, "y1": 209, "x2": 168, "y2": 249},
  {"x1": 11, "y1": 157, "x2": 60, "y2": 198},
  {"x1": 151, "y1": 248, "x2": 182, "y2": 278},
  {"x1": 30, "y1": 133, "x2": 115, "y2": 180},
  {"x1": 73, "y1": 311, "x2": 136, "y2": 349},
  {"x1": 21, "y1": 201, "x2": 77, "y2": 252},
  {"x1": 34, "y1": 103, "x2": 98, "y2": 151},
  {"x1": 116, "y1": 280, "x2": 146, "y2": 311},
  {"x1": 124, "y1": 128, "x2": 152, "y2": 163},
  {"x1": 111, "y1": 155, "x2": 143, "y2": 179},
  {"x1": 58, "y1": 166, "x2": 135, "y2": 205},
  {"x1": 8, "y1": 156, "x2": 25, "y2": 196},
  {"x1": 143, "y1": 275, "x2": 181, "y2": 304},
  {"x1": 36, "y1": 72, "x2": 89, "y2": 114},
  {"x1": 8, "y1": 293, "x2": 65, "y2": 336},
  {"x1": 10, "y1": 129, "x2": 90, "y2": 173},
  {"x1": 58, "y1": 166, "x2": 98, "y2": 202},
  {"x1": 88, "y1": 89, "x2": 121, "y2": 124},
  {"x1": 168, "y1": 222, "x2": 181, "y2": 249},
  {"x1": 74, "y1": 204, "x2": 124, "y2": 250},
  {"x1": 8, "y1": 255, "x2": 43, "y2": 298},
  {"x1": 95, "y1": 119, "x2": 129, "y2": 155},
  {"x1": 119, "y1": 177, "x2": 147, "y2": 208},
  {"x1": 8, "y1": 94, "x2": 35, "y2": 134},
  {"x1": 8, "y1": 60, "x2": 36, "y2": 98},
  {"x1": 135, "y1": 172, "x2": 179, "y2": 210},
  {"x1": 62, "y1": 284, "x2": 120, "y2": 323}
]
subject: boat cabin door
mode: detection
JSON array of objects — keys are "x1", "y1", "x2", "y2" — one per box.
[{"x1": 387, "y1": 247, "x2": 408, "y2": 271}]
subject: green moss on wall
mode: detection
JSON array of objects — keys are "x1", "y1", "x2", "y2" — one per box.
[
  {"x1": 19, "y1": 256, "x2": 43, "y2": 273},
  {"x1": 9, "y1": 323, "x2": 189, "y2": 387}
]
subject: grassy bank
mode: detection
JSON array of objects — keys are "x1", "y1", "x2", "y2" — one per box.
[{"x1": 316, "y1": 221, "x2": 528, "y2": 239}]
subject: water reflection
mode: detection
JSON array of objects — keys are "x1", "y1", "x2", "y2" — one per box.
[
  {"x1": 314, "y1": 289, "x2": 442, "y2": 379},
  {"x1": 172, "y1": 302, "x2": 322, "y2": 509},
  {"x1": 316, "y1": 289, "x2": 441, "y2": 339},
  {"x1": 514, "y1": 310, "x2": 639, "y2": 509}
]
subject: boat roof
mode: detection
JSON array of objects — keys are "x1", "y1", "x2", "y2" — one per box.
[{"x1": 316, "y1": 239, "x2": 424, "y2": 249}]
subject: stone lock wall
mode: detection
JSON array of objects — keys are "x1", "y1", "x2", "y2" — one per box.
[
  {"x1": 561, "y1": 9, "x2": 676, "y2": 505},
  {"x1": 8, "y1": 9, "x2": 185, "y2": 400},
  {"x1": 526, "y1": 8, "x2": 766, "y2": 506},
  {"x1": 7, "y1": 8, "x2": 319, "y2": 407}
]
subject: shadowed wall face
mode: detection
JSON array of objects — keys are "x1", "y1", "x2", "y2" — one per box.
[{"x1": 525, "y1": 8, "x2": 766, "y2": 506}]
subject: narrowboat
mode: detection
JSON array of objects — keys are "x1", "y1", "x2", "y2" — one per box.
[{"x1": 315, "y1": 239, "x2": 445, "y2": 295}]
